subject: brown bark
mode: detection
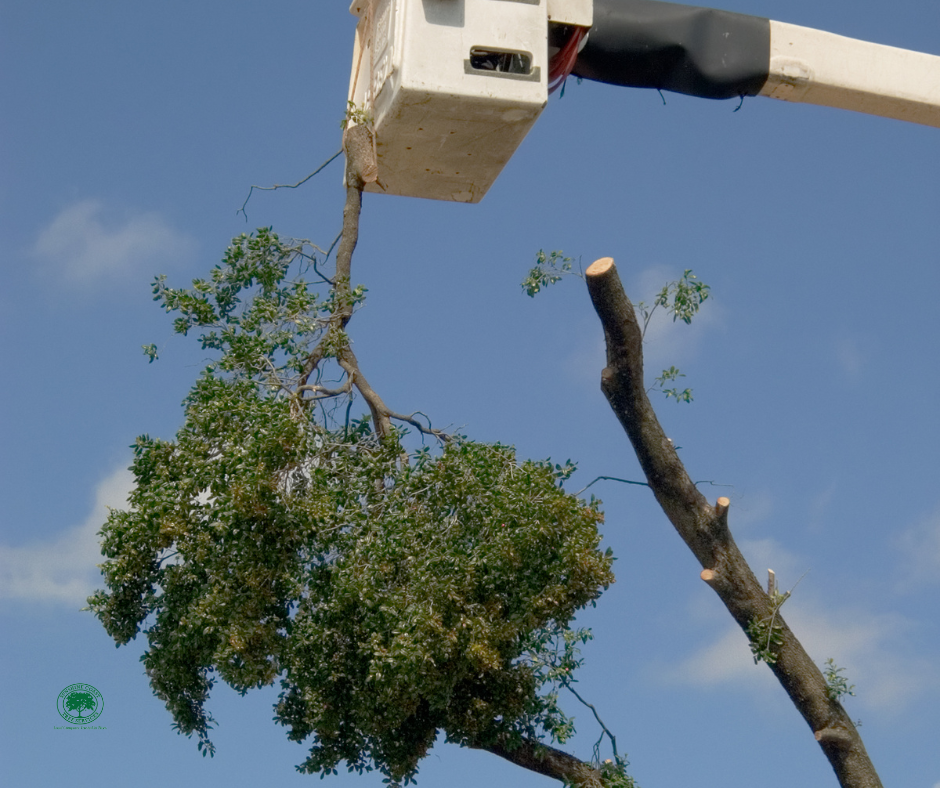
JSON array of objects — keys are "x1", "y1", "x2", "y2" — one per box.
[
  {"x1": 299, "y1": 126, "x2": 370, "y2": 385},
  {"x1": 298, "y1": 124, "x2": 447, "y2": 443},
  {"x1": 584, "y1": 256, "x2": 883, "y2": 788},
  {"x1": 470, "y1": 736, "x2": 604, "y2": 787}
]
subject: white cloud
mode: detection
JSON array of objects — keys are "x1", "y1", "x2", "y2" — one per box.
[
  {"x1": 662, "y1": 624, "x2": 775, "y2": 691},
  {"x1": 628, "y1": 264, "x2": 722, "y2": 370},
  {"x1": 31, "y1": 199, "x2": 194, "y2": 283},
  {"x1": 834, "y1": 336, "x2": 866, "y2": 376},
  {"x1": 564, "y1": 328, "x2": 606, "y2": 388},
  {"x1": 662, "y1": 596, "x2": 937, "y2": 713},
  {"x1": 564, "y1": 264, "x2": 721, "y2": 389},
  {"x1": 0, "y1": 464, "x2": 133, "y2": 605},
  {"x1": 725, "y1": 490, "x2": 774, "y2": 531},
  {"x1": 738, "y1": 537, "x2": 806, "y2": 588},
  {"x1": 807, "y1": 481, "x2": 837, "y2": 532},
  {"x1": 896, "y1": 506, "x2": 940, "y2": 589}
]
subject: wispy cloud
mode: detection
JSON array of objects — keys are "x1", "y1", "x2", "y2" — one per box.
[
  {"x1": 834, "y1": 335, "x2": 866, "y2": 376},
  {"x1": 658, "y1": 535, "x2": 939, "y2": 712},
  {"x1": 564, "y1": 264, "x2": 721, "y2": 389},
  {"x1": 661, "y1": 592, "x2": 937, "y2": 713},
  {"x1": 0, "y1": 464, "x2": 133, "y2": 605},
  {"x1": 726, "y1": 491, "x2": 775, "y2": 531},
  {"x1": 564, "y1": 326, "x2": 607, "y2": 388},
  {"x1": 896, "y1": 505, "x2": 940, "y2": 589},
  {"x1": 628, "y1": 264, "x2": 722, "y2": 370},
  {"x1": 31, "y1": 199, "x2": 195, "y2": 283}
]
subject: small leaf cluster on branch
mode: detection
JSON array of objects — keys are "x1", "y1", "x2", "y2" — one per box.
[
  {"x1": 91, "y1": 213, "x2": 622, "y2": 784},
  {"x1": 523, "y1": 253, "x2": 708, "y2": 404}
]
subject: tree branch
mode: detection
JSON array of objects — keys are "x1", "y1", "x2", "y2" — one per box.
[
  {"x1": 565, "y1": 681, "x2": 619, "y2": 762},
  {"x1": 293, "y1": 125, "x2": 446, "y2": 444},
  {"x1": 237, "y1": 149, "x2": 343, "y2": 221},
  {"x1": 298, "y1": 127, "x2": 370, "y2": 390},
  {"x1": 584, "y1": 256, "x2": 883, "y2": 788},
  {"x1": 336, "y1": 345, "x2": 393, "y2": 438},
  {"x1": 469, "y1": 736, "x2": 603, "y2": 787},
  {"x1": 383, "y1": 409, "x2": 451, "y2": 444}
]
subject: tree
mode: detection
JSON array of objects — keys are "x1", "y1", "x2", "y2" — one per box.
[
  {"x1": 89, "y1": 126, "x2": 629, "y2": 787},
  {"x1": 89, "y1": 123, "x2": 883, "y2": 788},
  {"x1": 66, "y1": 691, "x2": 96, "y2": 718},
  {"x1": 582, "y1": 257, "x2": 881, "y2": 788}
]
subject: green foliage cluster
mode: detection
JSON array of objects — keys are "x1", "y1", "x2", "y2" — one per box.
[
  {"x1": 522, "y1": 253, "x2": 709, "y2": 405},
  {"x1": 746, "y1": 590, "x2": 789, "y2": 665},
  {"x1": 746, "y1": 614, "x2": 784, "y2": 665},
  {"x1": 522, "y1": 250, "x2": 575, "y2": 297},
  {"x1": 89, "y1": 230, "x2": 617, "y2": 785},
  {"x1": 342, "y1": 100, "x2": 374, "y2": 130},
  {"x1": 823, "y1": 658, "x2": 856, "y2": 702},
  {"x1": 650, "y1": 366, "x2": 692, "y2": 404},
  {"x1": 635, "y1": 269, "x2": 709, "y2": 330},
  {"x1": 593, "y1": 757, "x2": 638, "y2": 788},
  {"x1": 638, "y1": 269, "x2": 709, "y2": 404}
]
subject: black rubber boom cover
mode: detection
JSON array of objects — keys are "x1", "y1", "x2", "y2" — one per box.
[{"x1": 572, "y1": 0, "x2": 771, "y2": 99}]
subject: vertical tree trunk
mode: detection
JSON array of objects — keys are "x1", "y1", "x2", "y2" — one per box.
[{"x1": 584, "y1": 256, "x2": 883, "y2": 788}]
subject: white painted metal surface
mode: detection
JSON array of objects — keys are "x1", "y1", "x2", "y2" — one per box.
[
  {"x1": 347, "y1": 0, "x2": 549, "y2": 203},
  {"x1": 760, "y1": 20, "x2": 940, "y2": 128},
  {"x1": 547, "y1": 0, "x2": 592, "y2": 28}
]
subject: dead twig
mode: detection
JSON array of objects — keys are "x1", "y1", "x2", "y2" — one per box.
[{"x1": 238, "y1": 149, "x2": 343, "y2": 222}]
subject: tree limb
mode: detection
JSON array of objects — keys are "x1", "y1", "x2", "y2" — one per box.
[
  {"x1": 565, "y1": 681, "x2": 619, "y2": 762},
  {"x1": 297, "y1": 125, "x2": 445, "y2": 443},
  {"x1": 383, "y1": 409, "x2": 451, "y2": 443},
  {"x1": 584, "y1": 256, "x2": 883, "y2": 788},
  {"x1": 470, "y1": 736, "x2": 604, "y2": 787},
  {"x1": 298, "y1": 127, "x2": 369, "y2": 391},
  {"x1": 336, "y1": 346, "x2": 393, "y2": 437}
]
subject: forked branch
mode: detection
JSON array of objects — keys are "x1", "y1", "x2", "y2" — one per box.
[
  {"x1": 584, "y1": 256, "x2": 882, "y2": 788},
  {"x1": 296, "y1": 124, "x2": 452, "y2": 446}
]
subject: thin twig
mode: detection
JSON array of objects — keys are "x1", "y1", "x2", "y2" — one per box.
[
  {"x1": 765, "y1": 571, "x2": 809, "y2": 656},
  {"x1": 237, "y1": 149, "x2": 343, "y2": 221},
  {"x1": 296, "y1": 250, "x2": 335, "y2": 286},
  {"x1": 324, "y1": 229, "x2": 343, "y2": 263},
  {"x1": 576, "y1": 475, "x2": 730, "y2": 496},
  {"x1": 564, "y1": 681, "x2": 619, "y2": 761},
  {"x1": 575, "y1": 476, "x2": 649, "y2": 496}
]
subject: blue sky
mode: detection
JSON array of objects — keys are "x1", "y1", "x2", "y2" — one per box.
[{"x1": 2, "y1": 1, "x2": 938, "y2": 786}]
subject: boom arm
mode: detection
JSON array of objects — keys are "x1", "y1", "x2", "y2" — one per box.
[
  {"x1": 347, "y1": 0, "x2": 939, "y2": 203},
  {"x1": 574, "y1": 0, "x2": 940, "y2": 128}
]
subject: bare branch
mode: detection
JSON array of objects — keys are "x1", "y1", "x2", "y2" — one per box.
[
  {"x1": 565, "y1": 681, "x2": 619, "y2": 762},
  {"x1": 584, "y1": 256, "x2": 883, "y2": 788},
  {"x1": 575, "y1": 475, "x2": 649, "y2": 495},
  {"x1": 384, "y1": 409, "x2": 451, "y2": 443},
  {"x1": 237, "y1": 149, "x2": 343, "y2": 221},
  {"x1": 296, "y1": 250, "x2": 335, "y2": 287},
  {"x1": 324, "y1": 229, "x2": 343, "y2": 263},
  {"x1": 297, "y1": 130, "x2": 370, "y2": 390},
  {"x1": 469, "y1": 736, "x2": 603, "y2": 787},
  {"x1": 336, "y1": 346, "x2": 393, "y2": 438},
  {"x1": 296, "y1": 380, "x2": 353, "y2": 400}
]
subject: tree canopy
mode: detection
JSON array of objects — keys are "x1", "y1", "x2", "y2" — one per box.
[{"x1": 89, "y1": 228, "x2": 619, "y2": 785}]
